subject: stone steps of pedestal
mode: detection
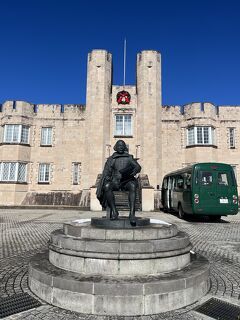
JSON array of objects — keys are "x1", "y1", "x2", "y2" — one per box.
[
  {"x1": 63, "y1": 220, "x2": 178, "y2": 240},
  {"x1": 29, "y1": 251, "x2": 210, "y2": 316},
  {"x1": 49, "y1": 224, "x2": 192, "y2": 276},
  {"x1": 50, "y1": 229, "x2": 191, "y2": 258},
  {"x1": 113, "y1": 191, "x2": 141, "y2": 210}
]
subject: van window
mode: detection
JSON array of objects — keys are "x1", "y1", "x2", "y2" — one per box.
[
  {"x1": 163, "y1": 178, "x2": 168, "y2": 189},
  {"x1": 184, "y1": 173, "x2": 191, "y2": 190},
  {"x1": 168, "y1": 177, "x2": 173, "y2": 189},
  {"x1": 176, "y1": 175, "x2": 184, "y2": 190},
  {"x1": 200, "y1": 171, "x2": 213, "y2": 185},
  {"x1": 218, "y1": 172, "x2": 228, "y2": 186}
]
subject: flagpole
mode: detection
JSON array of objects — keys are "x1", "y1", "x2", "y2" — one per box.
[{"x1": 123, "y1": 38, "x2": 126, "y2": 87}]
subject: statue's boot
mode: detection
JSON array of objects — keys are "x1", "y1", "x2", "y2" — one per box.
[
  {"x1": 129, "y1": 213, "x2": 136, "y2": 226},
  {"x1": 110, "y1": 209, "x2": 119, "y2": 220}
]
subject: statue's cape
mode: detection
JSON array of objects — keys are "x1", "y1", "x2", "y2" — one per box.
[{"x1": 96, "y1": 152, "x2": 141, "y2": 208}]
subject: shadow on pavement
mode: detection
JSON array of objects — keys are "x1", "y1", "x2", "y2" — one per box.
[{"x1": 159, "y1": 209, "x2": 229, "y2": 223}]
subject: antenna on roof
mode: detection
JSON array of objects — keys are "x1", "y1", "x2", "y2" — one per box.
[{"x1": 123, "y1": 38, "x2": 126, "y2": 87}]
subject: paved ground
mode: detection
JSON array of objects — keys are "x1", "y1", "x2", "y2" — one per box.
[{"x1": 1, "y1": 208, "x2": 240, "y2": 320}]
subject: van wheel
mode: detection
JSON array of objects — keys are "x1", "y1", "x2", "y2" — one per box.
[{"x1": 178, "y1": 204, "x2": 185, "y2": 219}]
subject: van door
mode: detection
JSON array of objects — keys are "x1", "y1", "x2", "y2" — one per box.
[
  {"x1": 183, "y1": 172, "x2": 192, "y2": 214},
  {"x1": 198, "y1": 170, "x2": 217, "y2": 214},
  {"x1": 168, "y1": 177, "x2": 174, "y2": 210},
  {"x1": 216, "y1": 170, "x2": 235, "y2": 214},
  {"x1": 171, "y1": 176, "x2": 177, "y2": 210},
  {"x1": 197, "y1": 169, "x2": 235, "y2": 215},
  {"x1": 161, "y1": 178, "x2": 168, "y2": 210}
]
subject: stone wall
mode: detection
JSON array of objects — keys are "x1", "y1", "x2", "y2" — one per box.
[
  {"x1": 161, "y1": 102, "x2": 240, "y2": 189},
  {"x1": 1, "y1": 50, "x2": 240, "y2": 207},
  {"x1": 0, "y1": 100, "x2": 86, "y2": 205}
]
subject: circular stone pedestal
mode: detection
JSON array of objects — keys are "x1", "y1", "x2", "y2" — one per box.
[{"x1": 29, "y1": 218, "x2": 210, "y2": 316}]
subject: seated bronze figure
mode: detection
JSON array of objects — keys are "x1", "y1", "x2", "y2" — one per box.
[{"x1": 97, "y1": 140, "x2": 141, "y2": 226}]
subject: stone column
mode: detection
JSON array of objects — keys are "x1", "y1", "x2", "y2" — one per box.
[
  {"x1": 82, "y1": 50, "x2": 112, "y2": 190},
  {"x1": 136, "y1": 50, "x2": 162, "y2": 188}
]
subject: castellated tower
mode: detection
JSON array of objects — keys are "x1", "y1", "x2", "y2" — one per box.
[
  {"x1": 136, "y1": 50, "x2": 162, "y2": 188},
  {"x1": 82, "y1": 50, "x2": 112, "y2": 189}
]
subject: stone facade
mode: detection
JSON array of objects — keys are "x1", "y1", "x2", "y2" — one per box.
[
  {"x1": 0, "y1": 49, "x2": 240, "y2": 208},
  {"x1": 161, "y1": 103, "x2": 240, "y2": 177}
]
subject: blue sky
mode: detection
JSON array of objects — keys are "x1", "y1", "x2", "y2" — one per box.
[{"x1": 0, "y1": 0, "x2": 240, "y2": 106}]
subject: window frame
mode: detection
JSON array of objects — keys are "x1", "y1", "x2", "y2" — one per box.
[
  {"x1": 3, "y1": 124, "x2": 30, "y2": 144},
  {"x1": 114, "y1": 114, "x2": 133, "y2": 137},
  {"x1": 40, "y1": 127, "x2": 53, "y2": 146},
  {"x1": 38, "y1": 163, "x2": 50, "y2": 184},
  {"x1": 187, "y1": 126, "x2": 215, "y2": 147},
  {"x1": 0, "y1": 162, "x2": 27, "y2": 183},
  {"x1": 72, "y1": 162, "x2": 81, "y2": 185},
  {"x1": 229, "y1": 127, "x2": 235, "y2": 149}
]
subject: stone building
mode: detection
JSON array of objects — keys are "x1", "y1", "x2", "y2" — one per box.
[{"x1": 0, "y1": 49, "x2": 239, "y2": 209}]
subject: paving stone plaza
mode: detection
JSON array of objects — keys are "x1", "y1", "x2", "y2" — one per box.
[{"x1": 1, "y1": 208, "x2": 240, "y2": 320}]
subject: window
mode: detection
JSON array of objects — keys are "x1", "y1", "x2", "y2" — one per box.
[
  {"x1": 175, "y1": 175, "x2": 184, "y2": 190},
  {"x1": 187, "y1": 127, "x2": 194, "y2": 145},
  {"x1": 38, "y1": 163, "x2": 50, "y2": 183},
  {"x1": 3, "y1": 125, "x2": 29, "y2": 144},
  {"x1": 229, "y1": 128, "x2": 235, "y2": 148},
  {"x1": 187, "y1": 126, "x2": 214, "y2": 146},
  {"x1": 41, "y1": 127, "x2": 52, "y2": 146},
  {"x1": 17, "y1": 163, "x2": 27, "y2": 182},
  {"x1": 0, "y1": 162, "x2": 27, "y2": 182},
  {"x1": 115, "y1": 114, "x2": 132, "y2": 136},
  {"x1": 184, "y1": 173, "x2": 191, "y2": 190},
  {"x1": 218, "y1": 173, "x2": 229, "y2": 186},
  {"x1": 200, "y1": 171, "x2": 213, "y2": 185},
  {"x1": 163, "y1": 178, "x2": 168, "y2": 190},
  {"x1": 232, "y1": 165, "x2": 237, "y2": 182},
  {"x1": 197, "y1": 127, "x2": 203, "y2": 144},
  {"x1": 72, "y1": 163, "x2": 81, "y2": 184}
]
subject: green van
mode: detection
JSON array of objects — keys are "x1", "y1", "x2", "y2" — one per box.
[{"x1": 161, "y1": 163, "x2": 238, "y2": 220}]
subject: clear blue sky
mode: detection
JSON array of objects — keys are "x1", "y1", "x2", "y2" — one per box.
[{"x1": 0, "y1": 0, "x2": 240, "y2": 106}]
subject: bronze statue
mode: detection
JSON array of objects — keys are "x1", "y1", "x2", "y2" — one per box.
[{"x1": 97, "y1": 140, "x2": 141, "y2": 226}]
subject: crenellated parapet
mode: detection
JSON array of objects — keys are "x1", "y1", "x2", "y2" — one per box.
[
  {"x1": 0, "y1": 100, "x2": 86, "y2": 121},
  {"x1": 218, "y1": 105, "x2": 240, "y2": 121},
  {"x1": 161, "y1": 102, "x2": 240, "y2": 126},
  {"x1": 161, "y1": 105, "x2": 182, "y2": 121},
  {"x1": 182, "y1": 102, "x2": 219, "y2": 120},
  {"x1": 1, "y1": 101, "x2": 35, "y2": 117}
]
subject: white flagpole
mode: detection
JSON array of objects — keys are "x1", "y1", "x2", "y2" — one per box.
[{"x1": 123, "y1": 38, "x2": 126, "y2": 87}]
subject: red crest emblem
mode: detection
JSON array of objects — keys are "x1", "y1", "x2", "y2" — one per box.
[{"x1": 116, "y1": 90, "x2": 131, "y2": 105}]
